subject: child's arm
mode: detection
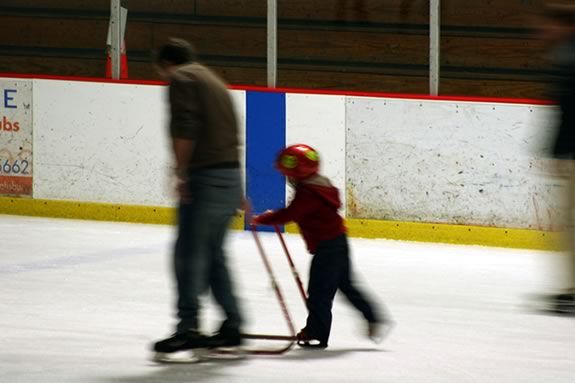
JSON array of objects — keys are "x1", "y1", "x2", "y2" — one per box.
[
  {"x1": 254, "y1": 208, "x2": 295, "y2": 225},
  {"x1": 253, "y1": 190, "x2": 311, "y2": 225}
]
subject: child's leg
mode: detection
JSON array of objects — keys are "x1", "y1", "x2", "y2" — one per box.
[
  {"x1": 304, "y1": 238, "x2": 346, "y2": 345},
  {"x1": 338, "y1": 236, "x2": 380, "y2": 324}
]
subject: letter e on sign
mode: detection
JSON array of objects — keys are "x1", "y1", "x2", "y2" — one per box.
[{"x1": 4, "y1": 89, "x2": 17, "y2": 109}]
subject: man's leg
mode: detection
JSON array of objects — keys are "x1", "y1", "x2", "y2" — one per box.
[
  {"x1": 203, "y1": 168, "x2": 244, "y2": 344},
  {"x1": 153, "y1": 200, "x2": 212, "y2": 354},
  {"x1": 209, "y1": 211, "x2": 242, "y2": 322},
  {"x1": 174, "y1": 201, "x2": 211, "y2": 334}
]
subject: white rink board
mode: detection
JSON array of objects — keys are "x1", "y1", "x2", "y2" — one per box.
[
  {"x1": 33, "y1": 80, "x2": 172, "y2": 206},
  {"x1": 16, "y1": 74, "x2": 561, "y2": 229},
  {"x1": 346, "y1": 97, "x2": 560, "y2": 229},
  {"x1": 286, "y1": 94, "x2": 346, "y2": 212},
  {"x1": 32, "y1": 80, "x2": 246, "y2": 206}
]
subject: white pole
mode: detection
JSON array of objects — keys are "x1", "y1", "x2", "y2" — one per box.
[
  {"x1": 429, "y1": 0, "x2": 440, "y2": 96},
  {"x1": 267, "y1": 0, "x2": 277, "y2": 88},
  {"x1": 110, "y1": 0, "x2": 122, "y2": 80}
]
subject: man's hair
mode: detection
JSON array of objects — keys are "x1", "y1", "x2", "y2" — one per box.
[{"x1": 155, "y1": 38, "x2": 197, "y2": 66}]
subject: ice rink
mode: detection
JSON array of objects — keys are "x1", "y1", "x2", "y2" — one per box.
[{"x1": 1, "y1": 215, "x2": 574, "y2": 383}]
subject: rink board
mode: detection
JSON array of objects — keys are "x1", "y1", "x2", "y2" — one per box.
[
  {"x1": 346, "y1": 97, "x2": 559, "y2": 230},
  {"x1": 0, "y1": 75, "x2": 563, "y2": 250}
]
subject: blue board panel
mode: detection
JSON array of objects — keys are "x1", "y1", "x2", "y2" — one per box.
[{"x1": 245, "y1": 91, "x2": 286, "y2": 231}]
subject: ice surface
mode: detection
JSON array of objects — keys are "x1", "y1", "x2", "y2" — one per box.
[{"x1": 0, "y1": 215, "x2": 574, "y2": 383}]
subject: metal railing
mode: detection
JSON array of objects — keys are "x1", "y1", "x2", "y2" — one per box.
[{"x1": 108, "y1": 0, "x2": 441, "y2": 93}]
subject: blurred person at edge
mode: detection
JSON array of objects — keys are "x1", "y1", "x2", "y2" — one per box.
[{"x1": 539, "y1": 3, "x2": 575, "y2": 314}]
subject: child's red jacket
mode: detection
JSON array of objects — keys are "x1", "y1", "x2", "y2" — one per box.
[{"x1": 254, "y1": 175, "x2": 346, "y2": 253}]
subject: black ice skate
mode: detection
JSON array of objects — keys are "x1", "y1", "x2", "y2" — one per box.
[
  {"x1": 296, "y1": 328, "x2": 328, "y2": 349},
  {"x1": 152, "y1": 330, "x2": 211, "y2": 363},
  {"x1": 368, "y1": 318, "x2": 395, "y2": 344},
  {"x1": 529, "y1": 290, "x2": 575, "y2": 315},
  {"x1": 549, "y1": 291, "x2": 575, "y2": 314},
  {"x1": 207, "y1": 320, "x2": 243, "y2": 349}
]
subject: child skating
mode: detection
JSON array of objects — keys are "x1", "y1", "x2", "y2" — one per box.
[{"x1": 252, "y1": 144, "x2": 392, "y2": 348}]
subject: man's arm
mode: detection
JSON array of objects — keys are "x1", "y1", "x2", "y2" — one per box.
[
  {"x1": 173, "y1": 138, "x2": 195, "y2": 179},
  {"x1": 169, "y1": 74, "x2": 202, "y2": 177}
]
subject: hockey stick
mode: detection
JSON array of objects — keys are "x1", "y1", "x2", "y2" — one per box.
[{"x1": 273, "y1": 225, "x2": 308, "y2": 305}]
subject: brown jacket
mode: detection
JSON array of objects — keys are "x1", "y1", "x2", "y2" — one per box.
[{"x1": 168, "y1": 63, "x2": 240, "y2": 169}]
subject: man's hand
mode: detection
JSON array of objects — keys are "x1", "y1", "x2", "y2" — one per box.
[
  {"x1": 174, "y1": 170, "x2": 192, "y2": 203},
  {"x1": 238, "y1": 198, "x2": 252, "y2": 219}
]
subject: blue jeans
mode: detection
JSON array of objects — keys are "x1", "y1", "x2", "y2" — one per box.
[{"x1": 174, "y1": 167, "x2": 243, "y2": 333}]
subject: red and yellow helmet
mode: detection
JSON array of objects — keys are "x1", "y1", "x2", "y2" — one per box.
[{"x1": 275, "y1": 144, "x2": 320, "y2": 180}]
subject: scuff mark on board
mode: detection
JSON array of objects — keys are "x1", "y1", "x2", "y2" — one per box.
[{"x1": 347, "y1": 185, "x2": 359, "y2": 218}]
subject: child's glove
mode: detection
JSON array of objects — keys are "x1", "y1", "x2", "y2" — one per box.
[{"x1": 251, "y1": 210, "x2": 274, "y2": 225}]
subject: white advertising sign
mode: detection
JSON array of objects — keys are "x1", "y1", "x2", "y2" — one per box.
[{"x1": 0, "y1": 79, "x2": 32, "y2": 196}]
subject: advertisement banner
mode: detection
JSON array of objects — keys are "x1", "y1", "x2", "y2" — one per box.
[{"x1": 0, "y1": 79, "x2": 32, "y2": 196}]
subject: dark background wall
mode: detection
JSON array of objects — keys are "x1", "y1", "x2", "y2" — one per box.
[{"x1": 0, "y1": 0, "x2": 551, "y2": 98}]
